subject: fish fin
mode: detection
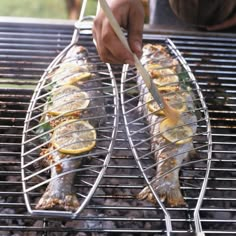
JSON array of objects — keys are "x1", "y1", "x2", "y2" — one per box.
[
  {"x1": 35, "y1": 186, "x2": 79, "y2": 211},
  {"x1": 137, "y1": 183, "x2": 187, "y2": 207},
  {"x1": 136, "y1": 186, "x2": 158, "y2": 204},
  {"x1": 165, "y1": 187, "x2": 187, "y2": 207},
  {"x1": 156, "y1": 178, "x2": 187, "y2": 207}
]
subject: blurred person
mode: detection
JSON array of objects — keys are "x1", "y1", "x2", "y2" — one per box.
[
  {"x1": 93, "y1": 0, "x2": 236, "y2": 64},
  {"x1": 65, "y1": 0, "x2": 82, "y2": 20}
]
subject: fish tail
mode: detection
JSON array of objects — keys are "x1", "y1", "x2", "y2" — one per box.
[
  {"x1": 137, "y1": 177, "x2": 186, "y2": 207},
  {"x1": 159, "y1": 184, "x2": 186, "y2": 207},
  {"x1": 35, "y1": 182, "x2": 80, "y2": 211},
  {"x1": 137, "y1": 186, "x2": 157, "y2": 204}
]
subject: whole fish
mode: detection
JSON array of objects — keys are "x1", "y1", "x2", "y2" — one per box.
[
  {"x1": 35, "y1": 45, "x2": 106, "y2": 211},
  {"x1": 136, "y1": 44, "x2": 197, "y2": 207}
]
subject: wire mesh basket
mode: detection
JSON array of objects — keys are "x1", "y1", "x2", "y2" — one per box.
[
  {"x1": 120, "y1": 38, "x2": 212, "y2": 233},
  {"x1": 21, "y1": 17, "x2": 119, "y2": 218}
]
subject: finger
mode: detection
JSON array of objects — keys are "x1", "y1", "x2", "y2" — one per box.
[
  {"x1": 101, "y1": 44, "x2": 134, "y2": 64},
  {"x1": 93, "y1": 12, "x2": 133, "y2": 64},
  {"x1": 93, "y1": 25, "x2": 128, "y2": 64},
  {"x1": 127, "y1": 3, "x2": 144, "y2": 58},
  {"x1": 103, "y1": 50, "x2": 125, "y2": 64},
  {"x1": 102, "y1": 20, "x2": 135, "y2": 64},
  {"x1": 92, "y1": 14, "x2": 102, "y2": 53}
]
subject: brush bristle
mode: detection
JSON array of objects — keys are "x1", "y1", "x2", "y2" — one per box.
[{"x1": 162, "y1": 98, "x2": 180, "y2": 123}]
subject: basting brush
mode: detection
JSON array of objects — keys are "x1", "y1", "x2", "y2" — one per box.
[{"x1": 98, "y1": 0, "x2": 180, "y2": 123}]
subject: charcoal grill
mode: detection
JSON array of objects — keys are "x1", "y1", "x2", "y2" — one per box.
[{"x1": 0, "y1": 16, "x2": 236, "y2": 235}]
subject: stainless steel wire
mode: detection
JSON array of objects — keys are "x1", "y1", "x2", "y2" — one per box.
[
  {"x1": 120, "y1": 38, "x2": 212, "y2": 235},
  {"x1": 21, "y1": 19, "x2": 119, "y2": 218}
]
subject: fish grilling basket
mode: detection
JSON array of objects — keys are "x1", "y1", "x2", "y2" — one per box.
[
  {"x1": 21, "y1": 18, "x2": 119, "y2": 218},
  {"x1": 120, "y1": 38, "x2": 212, "y2": 233}
]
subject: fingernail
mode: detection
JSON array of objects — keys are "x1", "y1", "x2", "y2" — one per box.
[
  {"x1": 134, "y1": 40, "x2": 142, "y2": 52},
  {"x1": 134, "y1": 41, "x2": 142, "y2": 58}
]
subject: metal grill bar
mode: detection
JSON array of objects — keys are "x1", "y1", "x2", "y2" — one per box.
[{"x1": 0, "y1": 19, "x2": 236, "y2": 234}]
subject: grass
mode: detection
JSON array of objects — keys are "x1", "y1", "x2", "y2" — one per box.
[{"x1": 0, "y1": 0, "x2": 97, "y2": 19}]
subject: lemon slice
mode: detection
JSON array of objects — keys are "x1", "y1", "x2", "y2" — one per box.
[
  {"x1": 146, "y1": 63, "x2": 162, "y2": 71},
  {"x1": 58, "y1": 61, "x2": 80, "y2": 73},
  {"x1": 146, "y1": 91, "x2": 187, "y2": 115},
  {"x1": 57, "y1": 72, "x2": 91, "y2": 86},
  {"x1": 158, "y1": 85, "x2": 179, "y2": 94},
  {"x1": 146, "y1": 93, "x2": 164, "y2": 115},
  {"x1": 51, "y1": 62, "x2": 81, "y2": 79},
  {"x1": 146, "y1": 63, "x2": 179, "y2": 87},
  {"x1": 51, "y1": 61, "x2": 92, "y2": 85},
  {"x1": 52, "y1": 119, "x2": 96, "y2": 154},
  {"x1": 48, "y1": 85, "x2": 89, "y2": 116},
  {"x1": 160, "y1": 118, "x2": 193, "y2": 144},
  {"x1": 152, "y1": 68, "x2": 179, "y2": 87}
]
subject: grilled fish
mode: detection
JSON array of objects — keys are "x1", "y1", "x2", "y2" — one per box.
[
  {"x1": 136, "y1": 44, "x2": 197, "y2": 207},
  {"x1": 35, "y1": 45, "x2": 106, "y2": 211}
]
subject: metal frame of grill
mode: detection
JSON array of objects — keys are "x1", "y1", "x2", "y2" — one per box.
[
  {"x1": 21, "y1": 15, "x2": 120, "y2": 218},
  {"x1": 0, "y1": 17, "x2": 236, "y2": 235},
  {"x1": 21, "y1": 48, "x2": 119, "y2": 219},
  {"x1": 121, "y1": 38, "x2": 212, "y2": 234}
]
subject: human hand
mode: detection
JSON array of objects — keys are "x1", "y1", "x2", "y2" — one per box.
[{"x1": 92, "y1": 0, "x2": 144, "y2": 64}]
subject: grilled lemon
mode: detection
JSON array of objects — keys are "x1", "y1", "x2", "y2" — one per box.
[
  {"x1": 57, "y1": 61, "x2": 81, "y2": 74},
  {"x1": 52, "y1": 119, "x2": 96, "y2": 154},
  {"x1": 152, "y1": 68, "x2": 179, "y2": 87},
  {"x1": 48, "y1": 85, "x2": 89, "y2": 116},
  {"x1": 52, "y1": 62, "x2": 91, "y2": 85},
  {"x1": 146, "y1": 64, "x2": 179, "y2": 87},
  {"x1": 58, "y1": 72, "x2": 91, "y2": 86},
  {"x1": 158, "y1": 85, "x2": 179, "y2": 94},
  {"x1": 147, "y1": 91, "x2": 187, "y2": 115},
  {"x1": 160, "y1": 118, "x2": 193, "y2": 144}
]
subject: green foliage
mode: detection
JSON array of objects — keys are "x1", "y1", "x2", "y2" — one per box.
[
  {"x1": 0, "y1": 0, "x2": 97, "y2": 19},
  {"x1": 36, "y1": 120, "x2": 51, "y2": 143}
]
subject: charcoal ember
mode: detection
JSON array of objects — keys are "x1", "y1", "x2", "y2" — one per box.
[
  {"x1": 91, "y1": 188, "x2": 106, "y2": 205},
  {"x1": 0, "y1": 231, "x2": 12, "y2": 236},
  {"x1": 23, "y1": 220, "x2": 43, "y2": 236},
  {"x1": 25, "y1": 220, "x2": 64, "y2": 236},
  {"x1": 213, "y1": 211, "x2": 231, "y2": 221},
  {"x1": 0, "y1": 207, "x2": 16, "y2": 225},
  {"x1": 144, "y1": 222, "x2": 152, "y2": 230},
  {"x1": 103, "y1": 199, "x2": 120, "y2": 217},
  {"x1": 100, "y1": 219, "x2": 116, "y2": 230},
  {"x1": 75, "y1": 233, "x2": 87, "y2": 236},
  {"x1": 100, "y1": 177, "x2": 120, "y2": 195},
  {"x1": 84, "y1": 213, "x2": 103, "y2": 229}
]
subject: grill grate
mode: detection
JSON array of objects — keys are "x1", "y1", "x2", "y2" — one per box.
[{"x1": 0, "y1": 19, "x2": 236, "y2": 235}]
